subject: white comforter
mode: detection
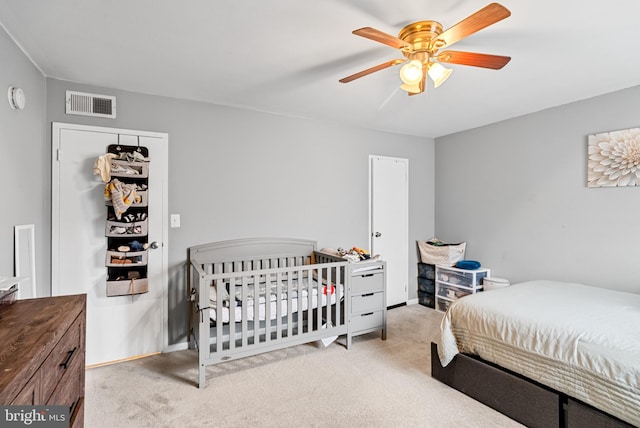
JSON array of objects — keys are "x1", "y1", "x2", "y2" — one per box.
[{"x1": 439, "y1": 280, "x2": 640, "y2": 427}]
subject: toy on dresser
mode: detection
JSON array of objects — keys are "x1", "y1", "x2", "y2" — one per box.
[{"x1": 332, "y1": 246, "x2": 382, "y2": 262}]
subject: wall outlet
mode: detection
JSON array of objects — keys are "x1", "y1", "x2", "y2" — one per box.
[{"x1": 170, "y1": 214, "x2": 181, "y2": 228}]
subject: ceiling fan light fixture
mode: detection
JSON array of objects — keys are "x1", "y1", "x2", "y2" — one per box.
[
  {"x1": 400, "y1": 83, "x2": 421, "y2": 94},
  {"x1": 428, "y1": 62, "x2": 453, "y2": 88},
  {"x1": 399, "y1": 59, "x2": 423, "y2": 85}
]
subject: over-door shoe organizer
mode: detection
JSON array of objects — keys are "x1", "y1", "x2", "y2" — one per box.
[
  {"x1": 101, "y1": 141, "x2": 150, "y2": 298},
  {"x1": 106, "y1": 277, "x2": 149, "y2": 297},
  {"x1": 105, "y1": 250, "x2": 148, "y2": 267},
  {"x1": 110, "y1": 159, "x2": 149, "y2": 178},
  {"x1": 105, "y1": 219, "x2": 148, "y2": 237},
  {"x1": 105, "y1": 189, "x2": 148, "y2": 207}
]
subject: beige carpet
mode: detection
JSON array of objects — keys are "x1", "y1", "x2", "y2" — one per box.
[{"x1": 85, "y1": 304, "x2": 523, "y2": 427}]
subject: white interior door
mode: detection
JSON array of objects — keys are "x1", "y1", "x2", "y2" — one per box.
[
  {"x1": 370, "y1": 156, "x2": 408, "y2": 307},
  {"x1": 52, "y1": 123, "x2": 168, "y2": 366}
]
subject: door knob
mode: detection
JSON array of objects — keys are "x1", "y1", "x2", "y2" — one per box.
[
  {"x1": 149, "y1": 241, "x2": 160, "y2": 249},
  {"x1": 374, "y1": 232, "x2": 382, "y2": 238}
]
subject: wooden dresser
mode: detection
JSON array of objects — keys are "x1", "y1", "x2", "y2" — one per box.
[{"x1": 0, "y1": 294, "x2": 86, "y2": 428}]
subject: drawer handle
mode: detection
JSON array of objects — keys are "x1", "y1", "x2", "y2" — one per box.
[
  {"x1": 60, "y1": 347, "x2": 77, "y2": 370},
  {"x1": 362, "y1": 292, "x2": 374, "y2": 297},
  {"x1": 360, "y1": 274, "x2": 374, "y2": 278},
  {"x1": 361, "y1": 312, "x2": 374, "y2": 317}
]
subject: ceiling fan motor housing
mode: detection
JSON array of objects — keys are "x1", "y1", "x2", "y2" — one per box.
[{"x1": 398, "y1": 20, "x2": 443, "y2": 60}]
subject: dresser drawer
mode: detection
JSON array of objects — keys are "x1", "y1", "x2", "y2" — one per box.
[
  {"x1": 351, "y1": 292, "x2": 384, "y2": 314},
  {"x1": 71, "y1": 397, "x2": 84, "y2": 428},
  {"x1": 350, "y1": 310, "x2": 384, "y2": 332},
  {"x1": 437, "y1": 283, "x2": 472, "y2": 300},
  {"x1": 351, "y1": 271, "x2": 384, "y2": 294},
  {"x1": 41, "y1": 314, "x2": 83, "y2": 402},
  {"x1": 10, "y1": 371, "x2": 41, "y2": 405},
  {"x1": 47, "y1": 351, "x2": 82, "y2": 413}
]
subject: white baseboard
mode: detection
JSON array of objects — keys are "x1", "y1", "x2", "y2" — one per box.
[{"x1": 407, "y1": 298, "x2": 419, "y2": 305}]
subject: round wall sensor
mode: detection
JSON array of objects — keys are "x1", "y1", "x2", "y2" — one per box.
[{"x1": 8, "y1": 86, "x2": 26, "y2": 110}]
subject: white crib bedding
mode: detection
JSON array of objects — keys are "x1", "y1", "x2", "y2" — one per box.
[
  {"x1": 209, "y1": 277, "x2": 342, "y2": 323},
  {"x1": 439, "y1": 280, "x2": 640, "y2": 427}
]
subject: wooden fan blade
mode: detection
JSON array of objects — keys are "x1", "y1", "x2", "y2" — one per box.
[
  {"x1": 437, "y1": 50, "x2": 511, "y2": 69},
  {"x1": 431, "y1": 3, "x2": 511, "y2": 50},
  {"x1": 353, "y1": 27, "x2": 412, "y2": 51},
  {"x1": 339, "y1": 59, "x2": 404, "y2": 83}
]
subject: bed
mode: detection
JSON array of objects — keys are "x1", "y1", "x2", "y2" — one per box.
[
  {"x1": 187, "y1": 237, "x2": 351, "y2": 389},
  {"x1": 432, "y1": 280, "x2": 639, "y2": 428}
]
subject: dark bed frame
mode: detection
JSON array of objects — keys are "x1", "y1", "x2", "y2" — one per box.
[{"x1": 430, "y1": 343, "x2": 635, "y2": 428}]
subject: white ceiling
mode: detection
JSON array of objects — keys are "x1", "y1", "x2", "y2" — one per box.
[{"x1": 1, "y1": 0, "x2": 640, "y2": 138}]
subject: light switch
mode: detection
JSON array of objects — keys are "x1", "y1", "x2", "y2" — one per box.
[{"x1": 170, "y1": 214, "x2": 181, "y2": 228}]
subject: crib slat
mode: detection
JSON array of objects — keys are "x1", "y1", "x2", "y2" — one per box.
[
  {"x1": 334, "y1": 266, "x2": 340, "y2": 325},
  {"x1": 253, "y1": 273, "x2": 260, "y2": 345},
  {"x1": 276, "y1": 271, "x2": 282, "y2": 340},
  {"x1": 242, "y1": 276, "x2": 248, "y2": 347},
  {"x1": 297, "y1": 267, "x2": 304, "y2": 334},
  {"x1": 287, "y1": 269, "x2": 295, "y2": 338},
  {"x1": 326, "y1": 266, "x2": 333, "y2": 327},
  {"x1": 297, "y1": 268, "x2": 304, "y2": 336},
  {"x1": 207, "y1": 263, "x2": 219, "y2": 354},
  {"x1": 231, "y1": 263, "x2": 240, "y2": 349},
  {"x1": 316, "y1": 266, "x2": 322, "y2": 332},
  {"x1": 306, "y1": 267, "x2": 313, "y2": 334},
  {"x1": 337, "y1": 267, "x2": 343, "y2": 326},
  {"x1": 306, "y1": 267, "x2": 311, "y2": 331},
  {"x1": 216, "y1": 280, "x2": 223, "y2": 354},
  {"x1": 265, "y1": 273, "x2": 272, "y2": 343},
  {"x1": 302, "y1": 267, "x2": 307, "y2": 333}
]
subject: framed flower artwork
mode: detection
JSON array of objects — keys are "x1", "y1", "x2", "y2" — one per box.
[{"x1": 588, "y1": 127, "x2": 640, "y2": 187}]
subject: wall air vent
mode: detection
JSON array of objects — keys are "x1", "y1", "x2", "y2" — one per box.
[{"x1": 65, "y1": 91, "x2": 116, "y2": 118}]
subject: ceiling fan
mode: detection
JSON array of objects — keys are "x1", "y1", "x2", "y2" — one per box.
[{"x1": 339, "y1": 2, "x2": 511, "y2": 95}]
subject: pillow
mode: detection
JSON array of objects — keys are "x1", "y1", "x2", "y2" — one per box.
[{"x1": 455, "y1": 260, "x2": 481, "y2": 270}]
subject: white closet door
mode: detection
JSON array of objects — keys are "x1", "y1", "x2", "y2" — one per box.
[
  {"x1": 52, "y1": 123, "x2": 168, "y2": 366},
  {"x1": 370, "y1": 156, "x2": 409, "y2": 307}
]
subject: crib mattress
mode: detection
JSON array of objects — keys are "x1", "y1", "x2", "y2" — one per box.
[
  {"x1": 209, "y1": 278, "x2": 342, "y2": 323},
  {"x1": 439, "y1": 280, "x2": 640, "y2": 427}
]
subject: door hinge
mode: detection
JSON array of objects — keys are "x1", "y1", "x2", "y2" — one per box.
[{"x1": 56, "y1": 149, "x2": 62, "y2": 161}]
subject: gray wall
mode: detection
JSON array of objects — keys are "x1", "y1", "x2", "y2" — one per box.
[
  {"x1": 435, "y1": 85, "x2": 640, "y2": 294},
  {"x1": 0, "y1": 28, "x2": 47, "y2": 295},
  {"x1": 45, "y1": 79, "x2": 435, "y2": 345}
]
